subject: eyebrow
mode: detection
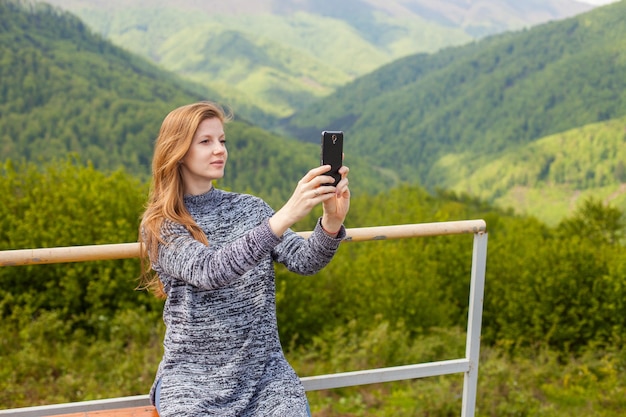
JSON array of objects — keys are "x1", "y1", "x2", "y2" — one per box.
[{"x1": 197, "y1": 132, "x2": 225, "y2": 140}]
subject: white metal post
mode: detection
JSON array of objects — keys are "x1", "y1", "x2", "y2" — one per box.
[{"x1": 461, "y1": 232, "x2": 488, "y2": 417}]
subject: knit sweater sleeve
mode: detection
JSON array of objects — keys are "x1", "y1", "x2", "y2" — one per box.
[
  {"x1": 272, "y1": 218, "x2": 345, "y2": 275},
  {"x1": 154, "y1": 218, "x2": 282, "y2": 290}
]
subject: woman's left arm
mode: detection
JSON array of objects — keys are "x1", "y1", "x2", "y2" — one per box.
[{"x1": 272, "y1": 220, "x2": 345, "y2": 275}]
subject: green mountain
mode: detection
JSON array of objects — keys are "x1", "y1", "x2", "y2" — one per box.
[
  {"x1": 42, "y1": 0, "x2": 591, "y2": 125},
  {"x1": 452, "y1": 116, "x2": 626, "y2": 225},
  {"x1": 0, "y1": 1, "x2": 395, "y2": 206},
  {"x1": 282, "y1": 0, "x2": 626, "y2": 222},
  {"x1": 4, "y1": 0, "x2": 623, "y2": 223},
  {"x1": 0, "y1": 0, "x2": 209, "y2": 175}
]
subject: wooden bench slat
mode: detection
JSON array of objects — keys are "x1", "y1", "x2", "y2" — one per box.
[{"x1": 44, "y1": 406, "x2": 158, "y2": 417}]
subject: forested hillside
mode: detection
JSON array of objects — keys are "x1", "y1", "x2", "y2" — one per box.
[
  {"x1": 455, "y1": 116, "x2": 626, "y2": 225},
  {"x1": 0, "y1": 1, "x2": 206, "y2": 176},
  {"x1": 42, "y1": 0, "x2": 592, "y2": 124},
  {"x1": 4, "y1": 1, "x2": 623, "y2": 224},
  {"x1": 283, "y1": 0, "x2": 626, "y2": 221},
  {"x1": 0, "y1": 0, "x2": 395, "y2": 203}
]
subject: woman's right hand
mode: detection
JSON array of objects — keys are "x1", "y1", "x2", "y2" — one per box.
[{"x1": 269, "y1": 165, "x2": 339, "y2": 237}]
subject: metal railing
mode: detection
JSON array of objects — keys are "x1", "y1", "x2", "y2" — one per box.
[{"x1": 0, "y1": 220, "x2": 488, "y2": 417}]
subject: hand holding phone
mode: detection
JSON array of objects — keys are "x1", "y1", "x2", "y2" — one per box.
[{"x1": 320, "y1": 131, "x2": 343, "y2": 186}]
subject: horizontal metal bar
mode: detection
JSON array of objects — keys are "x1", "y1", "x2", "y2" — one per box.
[
  {"x1": 0, "y1": 220, "x2": 486, "y2": 267},
  {"x1": 0, "y1": 395, "x2": 151, "y2": 417},
  {"x1": 0, "y1": 359, "x2": 471, "y2": 416},
  {"x1": 301, "y1": 358, "x2": 470, "y2": 391}
]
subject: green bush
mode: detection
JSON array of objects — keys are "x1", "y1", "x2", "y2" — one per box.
[{"x1": 1, "y1": 159, "x2": 625, "y2": 415}]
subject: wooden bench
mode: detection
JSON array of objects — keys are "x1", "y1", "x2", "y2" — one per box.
[{"x1": 44, "y1": 406, "x2": 158, "y2": 417}]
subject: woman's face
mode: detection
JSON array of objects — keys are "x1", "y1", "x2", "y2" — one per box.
[{"x1": 179, "y1": 117, "x2": 227, "y2": 195}]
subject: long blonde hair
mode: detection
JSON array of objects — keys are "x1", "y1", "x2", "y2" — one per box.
[{"x1": 138, "y1": 101, "x2": 232, "y2": 297}]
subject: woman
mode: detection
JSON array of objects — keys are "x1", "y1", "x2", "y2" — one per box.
[{"x1": 139, "y1": 101, "x2": 350, "y2": 416}]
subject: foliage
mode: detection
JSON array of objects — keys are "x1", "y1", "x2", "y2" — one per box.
[
  {"x1": 276, "y1": 186, "x2": 626, "y2": 355},
  {"x1": 1, "y1": 159, "x2": 625, "y2": 415},
  {"x1": 0, "y1": 158, "x2": 162, "y2": 334},
  {"x1": 469, "y1": 346, "x2": 626, "y2": 417},
  {"x1": 292, "y1": 331, "x2": 626, "y2": 416},
  {"x1": 275, "y1": 185, "x2": 481, "y2": 345},
  {"x1": 482, "y1": 199, "x2": 626, "y2": 353},
  {"x1": 0, "y1": 308, "x2": 164, "y2": 406},
  {"x1": 0, "y1": 158, "x2": 165, "y2": 407}
]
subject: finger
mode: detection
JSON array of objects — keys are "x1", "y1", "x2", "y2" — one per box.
[
  {"x1": 304, "y1": 165, "x2": 333, "y2": 182},
  {"x1": 336, "y1": 179, "x2": 349, "y2": 196},
  {"x1": 313, "y1": 175, "x2": 337, "y2": 187},
  {"x1": 313, "y1": 189, "x2": 336, "y2": 204},
  {"x1": 314, "y1": 185, "x2": 337, "y2": 196},
  {"x1": 335, "y1": 175, "x2": 349, "y2": 188}
]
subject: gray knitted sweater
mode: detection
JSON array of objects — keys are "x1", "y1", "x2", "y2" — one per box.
[{"x1": 149, "y1": 187, "x2": 344, "y2": 416}]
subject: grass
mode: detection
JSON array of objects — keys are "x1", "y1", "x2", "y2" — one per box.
[{"x1": 1, "y1": 316, "x2": 625, "y2": 416}]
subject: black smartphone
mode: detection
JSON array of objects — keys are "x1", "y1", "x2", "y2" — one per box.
[{"x1": 320, "y1": 130, "x2": 343, "y2": 186}]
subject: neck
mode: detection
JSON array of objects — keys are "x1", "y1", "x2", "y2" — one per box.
[{"x1": 184, "y1": 182, "x2": 213, "y2": 196}]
